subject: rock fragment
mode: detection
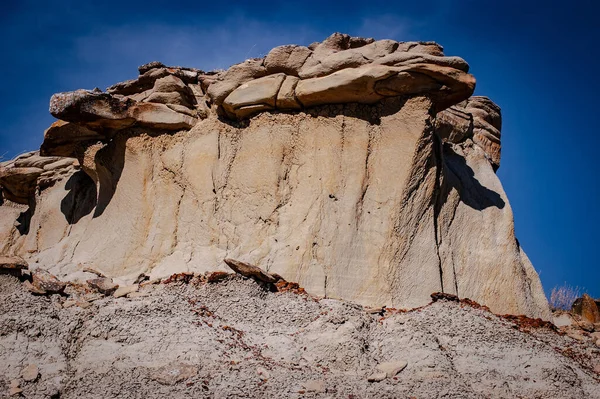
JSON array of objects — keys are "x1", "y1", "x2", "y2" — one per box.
[
  {"x1": 150, "y1": 363, "x2": 198, "y2": 385},
  {"x1": 223, "y1": 258, "x2": 277, "y2": 283},
  {"x1": 21, "y1": 364, "x2": 39, "y2": 382},
  {"x1": 31, "y1": 270, "x2": 66, "y2": 294},
  {"x1": 0, "y1": 255, "x2": 28, "y2": 276},
  {"x1": 367, "y1": 372, "x2": 387, "y2": 382},
  {"x1": 87, "y1": 277, "x2": 119, "y2": 295},
  {"x1": 376, "y1": 361, "x2": 408, "y2": 378},
  {"x1": 113, "y1": 284, "x2": 139, "y2": 298}
]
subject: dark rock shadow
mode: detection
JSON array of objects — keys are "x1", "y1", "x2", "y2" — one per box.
[
  {"x1": 91, "y1": 137, "x2": 126, "y2": 217},
  {"x1": 16, "y1": 199, "x2": 35, "y2": 235},
  {"x1": 442, "y1": 144, "x2": 505, "y2": 210},
  {"x1": 217, "y1": 96, "x2": 411, "y2": 126},
  {"x1": 60, "y1": 171, "x2": 97, "y2": 224}
]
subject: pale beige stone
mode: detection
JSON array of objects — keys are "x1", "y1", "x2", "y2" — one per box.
[
  {"x1": 276, "y1": 75, "x2": 301, "y2": 110},
  {"x1": 222, "y1": 73, "x2": 286, "y2": 119}
]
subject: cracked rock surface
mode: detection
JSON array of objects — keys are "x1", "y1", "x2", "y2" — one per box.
[{"x1": 0, "y1": 275, "x2": 598, "y2": 398}]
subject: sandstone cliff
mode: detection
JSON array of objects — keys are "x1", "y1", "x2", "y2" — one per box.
[{"x1": 0, "y1": 33, "x2": 550, "y2": 319}]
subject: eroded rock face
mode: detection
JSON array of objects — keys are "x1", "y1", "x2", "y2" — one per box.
[{"x1": 0, "y1": 33, "x2": 550, "y2": 319}]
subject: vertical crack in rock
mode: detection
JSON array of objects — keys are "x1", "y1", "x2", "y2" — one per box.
[{"x1": 432, "y1": 131, "x2": 445, "y2": 293}]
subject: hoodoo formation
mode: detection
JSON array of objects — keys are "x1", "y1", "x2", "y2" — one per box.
[{"x1": 0, "y1": 33, "x2": 550, "y2": 319}]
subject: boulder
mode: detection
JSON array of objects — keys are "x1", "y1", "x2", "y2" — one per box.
[
  {"x1": 222, "y1": 73, "x2": 286, "y2": 119},
  {"x1": 295, "y1": 63, "x2": 475, "y2": 111},
  {"x1": 41, "y1": 120, "x2": 104, "y2": 157},
  {"x1": 572, "y1": 294, "x2": 600, "y2": 324},
  {"x1": 206, "y1": 59, "x2": 267, "y2": 105},
  {"x1": 31, "y1": 270, "x2": 66, "y2": 294},
  {"x1": 0, "y1": 166, "x2": 43, "y2": 204},
  {"x1": 264, "y1": 45, "x2": 312, "y2": 76}
]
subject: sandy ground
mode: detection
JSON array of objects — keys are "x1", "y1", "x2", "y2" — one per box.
[{"x1": 0, "y1": 274, "x2": 598, "y2": 398}]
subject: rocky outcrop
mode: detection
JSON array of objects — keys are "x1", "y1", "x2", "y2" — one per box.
[{"x1": 0, "y1": 33, "x2": 550, "y2": 319}]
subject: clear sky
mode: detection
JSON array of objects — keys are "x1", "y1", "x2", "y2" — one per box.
[{"x1": 1, "y1": 0, "x2": 598, "y2": 298}]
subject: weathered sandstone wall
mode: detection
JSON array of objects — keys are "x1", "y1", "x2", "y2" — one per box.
[{"x1": 0, "y1": 33, "x2": 551, "y2": 319}]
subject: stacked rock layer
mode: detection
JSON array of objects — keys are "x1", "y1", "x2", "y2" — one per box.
[{"x1": 0, "y1": 33, "x2": 550, "y2": 319}]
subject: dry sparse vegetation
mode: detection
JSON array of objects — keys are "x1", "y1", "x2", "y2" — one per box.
[{"x1": 550, "y1": 283, "x2": 582, "y2": 311}]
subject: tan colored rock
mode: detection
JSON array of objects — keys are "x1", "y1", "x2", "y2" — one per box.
[
  {"x1": 8, "y1": 386, "x2": 23, "y2": 396},
  {"x1": 437, "y1": 96, "x2": 502, "y2": 169},
  {"x1": 21, "y1": 364, "x2": 39, "y2": 382},
  {"x1": 264, "y1": 45, "x2": 312, "y2": 76},
  {"x1": 276, "y1": 75, "x2": 301, "y2": 109},
  {"x1": 144, "y1": 91, "x2": 193, "y2": 108},
  {"x1": 87, "y1": 277, "x2": 119, "y2": 295},
  {"x1": 367, "y1": 372, "x2": 387, "y2": 382},
  {"x1": 572, "y1": 294, "x2": 600, "y2": 324},
  {"x1": 41, "y1": 120, "x2": 104, "y2": 157},
  {"x1": 299, "y1": 39, "x2": 398, "y2": 79},
  {"x1": 376, "y1": 361, "x2": 408, "y2": 378},
  {"x1": 224, "y1": 258, "x2": 277, "y2": 283},
  {"x1": 373, "y1": 52, "x2": 469, "y2": 72},
  {"x1": 0, "y1": 255, "x2": 28, "y2": 270},
  {"x1": 113, "y1": 284, "x2": 139, "y2": 298},
  {"x1": 152, "y1": 75, "x2": 188, "y2": 93},
  {"x1": 0, "y1": 166, "x2": 43, "y2": 204},
  {"x1": 206, "y1": 58, "x2": 267, "y2": 105},
  {"x1": 222, "y1": 73, "x2": 286, "y2": 119},
  {"x1": 0, "y1": 34, "x2": 551, "y2": 320},
  {"x1": 150, "y1": 362, "x2": 198, "y2": 385},
  {"x1": 295, "y1": 63, "x2": 475, "y2": 111},
  {"x1": 127, "y1": 103, "x2": 197, "y2": 130}
]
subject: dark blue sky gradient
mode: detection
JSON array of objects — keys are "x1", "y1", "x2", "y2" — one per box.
[{"x1": 1, "y1": 0, "x2": 598, "y2": 297}]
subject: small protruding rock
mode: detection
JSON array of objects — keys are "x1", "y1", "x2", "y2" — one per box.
[
  {"x1": 9, "y1": 386, "x2": 23, "y2": 396},
  {"x1": 553, "y1": 313, "x2": 574, "y2": 328},
  {"x1": 23, "y1": 280, "x2": 46, "y2": 295},
  {"x1": 32, "y1": 270, "x2": 66, "y2": 294},
  {"x1": 150, "y1": 362, "x2": 198, "y2": 385},
  {"x1": 139, "y1": 61, "x2": 166, "y2": 75},
  {"x1": 367, "y1": 372, "x2": 387, "y2": 382},
  {"x1": 256, "y1": 366, "x2": 270, "y2": 379},
  {"x1": 223, "y1": 258, "x2": 277, "y2": 283},
  {"x1": 87, "y1": 277, "x2": 119, "y2": 295},
  {"x1": 376, "y1": 361, "x2": 408, "y2": 378},
  {"x1": 113, "y1": 284, "x2": 139, "y2": 298},
  {"x1": 0, "y1": 255, "x2": 28, "y2": 276},
  {"x1": 22, "y1": 364, "x2": 39, "y2": 382}
]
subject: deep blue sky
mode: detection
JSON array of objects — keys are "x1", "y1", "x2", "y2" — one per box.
[{"x1": 1, "y1": 0, "x2": 598, "y2": 298}]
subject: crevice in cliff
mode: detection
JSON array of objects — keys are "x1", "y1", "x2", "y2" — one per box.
[
  {"x1": 355, "y1": 123, "x2": 373, "y2": 224},
  {"x1": 432, "y1": 132, "x2": 445, "y2": 294}
]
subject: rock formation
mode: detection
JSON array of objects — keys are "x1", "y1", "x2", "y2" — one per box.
[{"x1": 0, "y1": 33, "x2": 550, "y2": 319}]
